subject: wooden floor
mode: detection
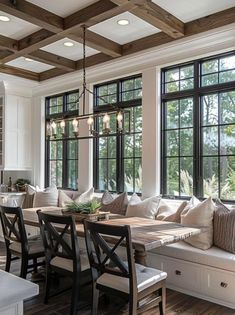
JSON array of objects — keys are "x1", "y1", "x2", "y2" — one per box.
[{"x1": 0, "y1": 242, "x2": 235, "y2": 315}]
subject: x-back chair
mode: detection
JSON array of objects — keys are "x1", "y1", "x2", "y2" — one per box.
[
  {"x1": 0, "y1": 206, "x2": 44, "y2": 278},
  {"x1": 83, "y1": 220, "x2": 167, "y2": 315}
]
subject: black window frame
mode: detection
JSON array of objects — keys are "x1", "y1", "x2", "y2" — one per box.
[
  {"x1": 93, "y1": 74, "x2": 142, "y2": 194},
  {"x1": 161, "y1": 50, "x2": 235, "y2": 202},
  {"x1": 45, "y1": 89, "x2": 79, "y2": 190}
]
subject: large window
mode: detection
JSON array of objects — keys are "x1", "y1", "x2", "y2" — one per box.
[
  {"x1": 161, "y1": 51, "x2": 235, "y2": 201},
  {"x1": 45, "y1": 91, "x2": 79, "y2": 189},
  {"x1": 94, "y1": 75, "x2": 142, "y2": 193}
]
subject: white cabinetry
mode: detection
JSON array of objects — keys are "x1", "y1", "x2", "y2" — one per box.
[
  {"x1": 1, "y1": 94, "x2": 32, "y2": 170},
  {"x1": 147, "y1": 253, "x2": 235, "y2": 309}
]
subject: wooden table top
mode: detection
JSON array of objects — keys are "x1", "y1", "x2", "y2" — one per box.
[{"x1": 22, "y1": 207, "x2": 201, "y2": 252}]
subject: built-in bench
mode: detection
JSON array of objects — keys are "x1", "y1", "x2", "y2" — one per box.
[{"x1": 147, "y1": 242, "x2": 235, "y2": 309}]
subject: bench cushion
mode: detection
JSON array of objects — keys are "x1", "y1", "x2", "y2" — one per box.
[{"x1": 150, "y1": 242, "x2": 235, "y2": 273}]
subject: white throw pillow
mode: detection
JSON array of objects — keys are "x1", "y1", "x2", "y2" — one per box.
[
  {"x1": 74, "y1": 187, "x2": 94, "y2": 203},
  {"x1": 58, "y1": 190, "x2": 73, "y2": 207},
  {"x1": 33, "y1": 185, "x2": 58, "y2": 207},
  {"x1": 126, "y1": 193, "x2": 161, "y2": 219},
  {"x1": 181, "y1": 196, "x2": 215, "y2": 250},
  {"x1": 156, "y1": 199, "x2": 188, "y2": 222}
]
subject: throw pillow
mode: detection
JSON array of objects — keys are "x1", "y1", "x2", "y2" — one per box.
[
  {"x1": 58, "y1": 190, "x2": 73, "y2": 207},
  {"x1": 156, "y1": 200, "x2": 188, "y2": 222},
  {"x1": 33, "y1": 185, "x2": 58, "y2": 207},
  {"x1": 101, "y1": 191, "x2": 128, "y2": 216},
  {"x1": 126, "y1": 193, "x2": 161, "y2": 219},
  {"x1": 74, "y1": 187, "x2": 94, "y2": 203},
  {"x1": 22, "y1": 184, "x2": 40, "y2": 209},
  {"x1": 181, "y1": 196, "x2": 215, "y2": 250},
  {"x1": 214, "y1": 199, "x2": 235, "y2": 254}
]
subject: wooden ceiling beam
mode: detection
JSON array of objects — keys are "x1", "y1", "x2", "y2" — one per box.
[
  {"x1": 0, "y1": 64, "x2": 39, "y2": 80},
  {"x1": 0, "y1": 0, "x2": 63, "y2": 33},
  {"x1": 0, "y1": 34, "x2": 18, "y2": 52},
  {"x1": 28, "y1": 50, "x2": 76, "y2": 71},
  {"x1": 68, "y1": 30, "x2": 122, "y2": 58},
  {"x1": 111, "y1": 0, "x2": 184, "y2": 38},
  {"x1": 64, "y1": 0, "x2": 136, "y2": 30},
  {"x1": 40, "y1": 53, "x2": 114, "y2": 81},
  {"x1": 0, "y1": 30, "x2": 61, "y2": 63}
]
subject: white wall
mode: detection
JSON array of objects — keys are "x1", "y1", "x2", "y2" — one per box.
[{"x1": 4, "y1": 24, "x2": 235, "y2": 191}]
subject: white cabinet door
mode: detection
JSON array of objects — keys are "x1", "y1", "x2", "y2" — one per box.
[{"x1": 4, "y1": 95, "x2": 32, "y2": 170}]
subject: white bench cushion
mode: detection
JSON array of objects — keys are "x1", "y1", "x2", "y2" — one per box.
[
  {"x1": 150, "y1": 242, "x2": 235, "y2": 272},
  {"x1": 97, "y1": 263, "x2": 167, "y2": 293}
]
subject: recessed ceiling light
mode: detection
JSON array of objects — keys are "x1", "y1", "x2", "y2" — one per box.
[
  {"x1": 117, "y1": 19, "x2": 130, "y2": 26},
  {"x1": 24, "y1": 57, "x2": 33, "y2": 62},
  {"x1": 63, "y1": 41, "x2": 74, "y2": 47},
  {"x1": 0, "y1": 15, "x2": 10, "y2": 22}
]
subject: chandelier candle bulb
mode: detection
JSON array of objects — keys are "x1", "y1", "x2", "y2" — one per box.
[
  {"x1": 72, "y1": 118, "x2": 79, "y2": 136},
  {"x1": 117, "y1": 111, "x2": 123, "y2": 130},
  {"x1": 60, "y1": 120, "x2": 66, "y2": 135},
  {"x1": 51, "y1": 121, "x2": 57, "y2": 137},
  {"x1": 103, "y1": 113, "x2": 110, "y2": 129}
]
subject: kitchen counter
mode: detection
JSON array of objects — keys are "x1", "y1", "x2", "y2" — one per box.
[{"x1": 0, "y1": 270, "x2": 38, "y2": 315}]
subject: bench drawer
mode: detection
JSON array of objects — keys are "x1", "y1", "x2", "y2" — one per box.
[{"x1": 205, "y1": 268, "x2": 235, "y2": 304}]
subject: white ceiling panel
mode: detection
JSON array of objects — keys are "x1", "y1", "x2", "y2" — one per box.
[
  {"x1": 89, "y1": 12, "x2": 160, "y2": 45},
  {"x1": 152, "y1": 0, "x2": 235, "y2": 23},
  {"x1": 26, "y1": 0, "x2": 99, "y2": 18},
  {"x1": 41, "y1": 38, "x2": 99, "y2": 61},
  {"x1": 0, "y1": 10, "x2": 40, "y2": 40},
  {"x1": 6, "y1": 57, "x2": 54, "y2": 73}
]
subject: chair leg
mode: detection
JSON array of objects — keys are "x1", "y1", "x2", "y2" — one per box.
[
  {"x1": 5, "y1": 250, "x2": 11, "y2": 272},
  {"x1": 91, "y1": 284, "x2": 99, "y2": 315},
  {"x1": 20, "y1": 257, "x2": 28, "y2": 279},
  {"x1": 159, "y1": 286, "x2": 166, "y2": 315},
  {"x1": 44, "y1": 265, "x2": 51, "y2": 304},
  {"x1": 129, "y1": 296, "x2": 137, "y2": 315},
  {"x1": 70, "y1": 275, "x2": 80, "y2": 315}
]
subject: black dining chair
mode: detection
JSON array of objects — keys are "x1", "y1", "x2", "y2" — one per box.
[
  {"x1": 83, "y1": 220, "x2": 167, "y2": 315},
  {"x1": 0, "y1": 206, "x2": 45, "y2": 278},
  {"x1": 37, "y1": 210, "x2": 91, "y2": 315}
]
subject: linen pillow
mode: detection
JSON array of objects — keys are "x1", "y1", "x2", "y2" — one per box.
[
  {"x1": 22, "y1": 184, "x2": 41, "y2": 209},
  {"x1": 101, "y1": 191, "x2": 128, "y2": 216},
  {"x1": 58, "y1": 190, "x2": 73, "y2": 207},
  {"x1": 181, "y1": 197, "x2": 215, "y2": 250},
  {"x1": 33, "y1": 185, "x2": 58, "y2": 207},
  {"x1": 126, "y1": 193, "x2": 161, "y2": 219},
  {"x1": 74, "y1": 187, "x2": 94, "y2": 203},
  {"x1": 156, "y1": 200, "x2": 188, "y2": 222},
  {"x1": 214, "y1": 199, "x2": 235, "y2": 254}
]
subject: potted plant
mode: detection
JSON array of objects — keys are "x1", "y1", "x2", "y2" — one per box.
[
  {"x1": 63, "y1": 199, "x2": 103, "y2": 222},
  {"x1": 15, "y1": 178, "x2": 30, "y2": 192}
]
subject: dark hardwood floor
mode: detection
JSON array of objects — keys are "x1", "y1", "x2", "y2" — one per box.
[{"x1": 0, "y1": 241, "x2": 235, "y2": 315}]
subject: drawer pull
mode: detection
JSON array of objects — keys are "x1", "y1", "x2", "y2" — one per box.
[
  {"x1": 220, "y1": 282, "x2": 228, "y2": 288},
  {"x1": 175, "y1": 270, "x2": 181, "y2": 276}
]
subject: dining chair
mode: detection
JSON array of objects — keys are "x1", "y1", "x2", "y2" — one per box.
[
  {"x1": 83, "y1": 220, "x2": 167, "y2": 315},
  {"x1": 0, "y1": 206, "x2": 45, "y2": 278},
  {"x1": 37, "y1": 210, "x2": 91, "y2": 315}
]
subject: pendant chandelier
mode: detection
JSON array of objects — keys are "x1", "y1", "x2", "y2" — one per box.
[{"x1": 46, "y1": 26, "x2": 130, "y2": 140}]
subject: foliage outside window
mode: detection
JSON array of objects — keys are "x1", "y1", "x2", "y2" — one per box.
[
  {"x1": 161, "y1": 51, "x2": 235, "y2": 201},
  {"x1": 94, "y1": 75, "x2": 142, "y2": 193},
  {"x1": 45, "y1": 91, "x2": 79, "y2": 189}
]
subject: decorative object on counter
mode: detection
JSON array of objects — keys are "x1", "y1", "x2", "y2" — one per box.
[
  {"x1": 7, "y1": 177, "x2": 12, "y2": 192},
  {"x1": 63, "y1": 199, "x2": 107, "y2": 222},
  {"x1": 15, "y1": 178, "x2": 30, "y2": 192}
]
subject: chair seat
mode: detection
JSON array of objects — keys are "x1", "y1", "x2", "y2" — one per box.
[
  {"x1": 97, "y1": 263, "x2": 167, "y2": 294},
  {"x1": 50, "y1": 250, "x2": 90, "y2": 272},
  {"x1": 9, "y1": 235, "x2": 44, "y2": 255}
]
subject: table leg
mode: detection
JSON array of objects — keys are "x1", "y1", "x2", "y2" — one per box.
[{"x1": 134, "y1": 249, "x2": 147, "y2": 266}]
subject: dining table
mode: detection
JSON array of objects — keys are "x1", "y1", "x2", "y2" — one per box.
[{"x1": 22, "y1": 207, "x2": 201, "y2": 266}]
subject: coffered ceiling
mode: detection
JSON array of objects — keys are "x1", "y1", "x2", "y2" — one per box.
[{"x1": 0, "y1": 0, "x2": 234, "y2": 82}]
